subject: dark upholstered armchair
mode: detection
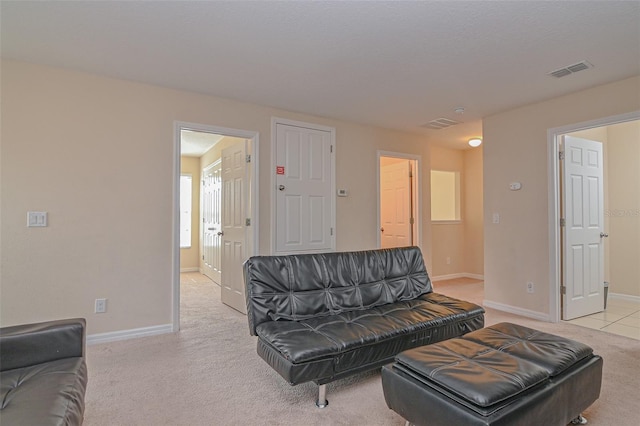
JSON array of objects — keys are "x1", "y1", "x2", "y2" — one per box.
[{"x1": 0, "y1": 318, "x2": 88, "y2": 425}]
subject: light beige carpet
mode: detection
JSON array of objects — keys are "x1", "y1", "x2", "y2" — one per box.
[{"x1": 84, "y1": 275, "x2": 640, "y2": 425}]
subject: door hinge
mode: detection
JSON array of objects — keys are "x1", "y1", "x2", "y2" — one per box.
[
  {"x1": 410, "y1": 217, "x2": 415, "y2": 225},
  {"x1": 245, "y1": 154, "x2": 251, "y2": 163},
  {"x1": 245, "y1": 218, "x2": 251, "y2": 226},
  {"x1": 560, "y1": 218, "x2": 566, "y2": 227},
  {"x1": 559, "y1": 151, "x2": 565, "y2": 160},
  {"x1": 330, "y1": 227, "x2": 333, "y2": 236},
  {"x1": 561, "y1": 286, "x2": 566, "y2": 295},
  {"x1": 330, "y1": 145, "x2": 333, "y2": 153},
  {"x1": 202, "y1": 255, "x2": 205, "y2": 260}
]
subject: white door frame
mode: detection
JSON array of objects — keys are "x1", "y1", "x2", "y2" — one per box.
[
  {"x1": 547, "y1": 111, "x2": 639, "y2": 323},
  {"x1": 270, "y1": 117, "x2": 336, "y2": 254},
  {"x1": 173, "y1": 121, "x2": 260, "y2": 332},
  {"x1": 377, "y1": 151, "x2": 422, "y2": 249}
]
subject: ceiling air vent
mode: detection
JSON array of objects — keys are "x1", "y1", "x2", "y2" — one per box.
[
  {"x1": 422, "y1": 118, "x2": 460, "y2": 130},
  {"x1": 548, "y1": 61, "x2": 593, "y2": 78}
]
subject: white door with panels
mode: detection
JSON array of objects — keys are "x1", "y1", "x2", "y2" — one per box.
[
  {"x1": 562, "y1": 135, "x2": 606, "y2": 320},
  {"x1": 201, "y1": 160, "x2": 222, "y2": 284},
  {"x1": 380, "y1": 161, "x2": 413, "y2": 248},
  {"x1": 221, "y1": 141, "x2": 248, "y2": 314},
  {"x1": 275, "y1": 122, "x2": 335, "y2": 254}
]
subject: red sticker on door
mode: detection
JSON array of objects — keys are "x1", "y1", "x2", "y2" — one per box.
[{"x1": 276, "y1": 166, "x2": 285, "y2": 175}]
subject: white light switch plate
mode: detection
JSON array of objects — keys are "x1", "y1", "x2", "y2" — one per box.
[{"x1": 27, "y1": 211, "x2": 48, "y2": 227}]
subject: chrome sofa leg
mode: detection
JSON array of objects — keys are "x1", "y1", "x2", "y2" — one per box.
[
  {"x1": 571, "y1": 414, "x2": 588, "y2": 424},
  {"x1": 315, "y1": 384, "x2": 328, "y2": 408}
]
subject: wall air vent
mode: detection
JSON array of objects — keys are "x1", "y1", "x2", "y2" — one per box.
[
  {"x1": 548, "y1": 61, "x2": 593, "y2": 78},
  {"x1": 421, "y1": 118, "x2": 460, "y2": 130}
]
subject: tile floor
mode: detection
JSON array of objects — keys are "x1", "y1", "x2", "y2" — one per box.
[
  {"x1": 566, "y1": 297, "x2": 640, "y2": 340},
  {"x1": 436, "y1": 277, "x2": 640, "y2": 341}
]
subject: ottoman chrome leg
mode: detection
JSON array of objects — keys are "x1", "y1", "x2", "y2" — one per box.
[
  {"x1": 571, "y1": 414, "x2": 588, "y2": 424},
  {"x1": 315, "y1": 384, "x2": 328, "y2": 408}
]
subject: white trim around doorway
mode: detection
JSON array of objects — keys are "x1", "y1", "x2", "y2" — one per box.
[
  {"x1": 546, "y1": 110, "x2": 640, "y2": 323},
  {"x1": 173, "y1": 121, "x2": 260, "y2": 332}
]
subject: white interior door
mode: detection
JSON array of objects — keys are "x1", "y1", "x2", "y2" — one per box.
[
  {"x1": 221, "y1": 141, "x2": 248, "y2": 314},
  {"x1": 201, "y1": 161, "x2": 222, "y2": 284},
  {"x1": 380, "y1": 161, "x2": 412, "y2": 248},
  {"x1": 275, "y1": 122, "x2": 334, "y2": 253},
  {"x1": 562, "y1": 135, "x2": 606, "y2": 320}
]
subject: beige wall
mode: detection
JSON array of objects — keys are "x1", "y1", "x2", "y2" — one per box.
[
  {"x1": 380, "y1": 156, "x2": 406, "y2": 167},
  {"x1": 1, "y1": 60, "x2": 433, "y2": 334},
  {"x1": 200, "y1": 136, "x2": 244, "y2": 170},
  {"x1": 430, "y1": 146, "x2": 464, "y2": 277},
  {"x1": 179, "y1": 156, "x2": 201, "y2": 271},
  {"x1": 463, "y1": 147, "x2": 484, "y2": 276},
  {"x1": 483, "y1": 76, "x2": 640, "y2": 316},
  {"x1": 429, "y1": 145, "x2": 484, "y2": 278},
  {"x1": 606, "y1": 121, "x2": 640, "y2": 296}
]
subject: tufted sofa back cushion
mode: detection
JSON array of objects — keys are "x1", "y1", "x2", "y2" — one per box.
[{"x1": 243, "y1": 246, "x2": 432, "y2": 335}]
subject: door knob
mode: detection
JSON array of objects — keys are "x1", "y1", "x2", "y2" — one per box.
[
  {"x1": 217, "y1": 231, "x2": 224, "y2": 236},
  {"x1": 380, "y1": 227, "x2": 384, "y2": 232},
  {"x1": 278, "y1": 185, "x2": 285, "y2": 191},
  {"x1": 600, "y1": 232, "x2": 609, "y2": 238}
]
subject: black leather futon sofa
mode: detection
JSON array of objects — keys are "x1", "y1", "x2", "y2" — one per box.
[
  {"x1": 0, "y1": 318, "x2": 88, "y2": 425},
  {"x1": 243, "y1": 246, "x2": 485, "y2": 406}
]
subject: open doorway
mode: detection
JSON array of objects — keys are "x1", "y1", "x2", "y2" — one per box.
[
  {"x1": 548, "y1": 112, "x2": 640, "y2": 325},
  {"x1": 173, "y1": 122, "x2": 259, "y2": 331},
  {"x1": 377, "y1": 151, "x2": 421, "y2": 249}
]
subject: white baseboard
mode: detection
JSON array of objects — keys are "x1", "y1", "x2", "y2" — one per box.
[
  {"x1": 87, "y1": 324, "x2": 173, "y2": 345},
  {"x1": 483, "y1": 299, "x2": 551, "y2": 322},
  {"x1": 610, "y1": 292, "x2": 640, "y2": 302},
  {"x1": 431, "y1": 273, "x2": 485, "y2": 282},
  {"x1": 180, "y1": 267, "x2": 199, "y2": 273},
  {"x1": 464, "y1": 273, "x2": 484, "y2": 280}
]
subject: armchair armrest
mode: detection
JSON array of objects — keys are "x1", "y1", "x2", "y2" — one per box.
[{"x1": 0, "y1": 318, "x2": 85, "y2": 371}]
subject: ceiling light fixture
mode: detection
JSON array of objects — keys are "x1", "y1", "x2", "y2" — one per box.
[{"x1": 468, "y1": 138, "x2": 482, "y2": 147}]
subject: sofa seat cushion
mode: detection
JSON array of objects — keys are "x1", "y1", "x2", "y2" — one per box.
[
  {"x1": 256, "y1": 292, "x2": 484, "y2": 364},
  {"x1": 0, "y1": 357, "x2": 87, "y2": 426},
  {"x1": 461, "y1": 322, "x2": 593, "y2": 377},
  {"x1": 394, "y1": 339, "x2": 549, "y2": 408}
]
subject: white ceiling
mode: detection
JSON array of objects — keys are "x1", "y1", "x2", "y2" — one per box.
[
  {"x1": 2, "y1": 1, "x2": 639, "y2": 150},
  {"x1": 181, "y1": 130, "x2": 224, "y2": 157}
]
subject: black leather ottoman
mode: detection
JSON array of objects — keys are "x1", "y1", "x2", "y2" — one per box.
[{"x1": 382, "y1": 323, "x2": 603, "y2": 426}]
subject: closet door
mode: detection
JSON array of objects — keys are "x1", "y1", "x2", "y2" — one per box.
[{"x1": 274, "y1": 121, "x2": 335, "y2": 254}]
